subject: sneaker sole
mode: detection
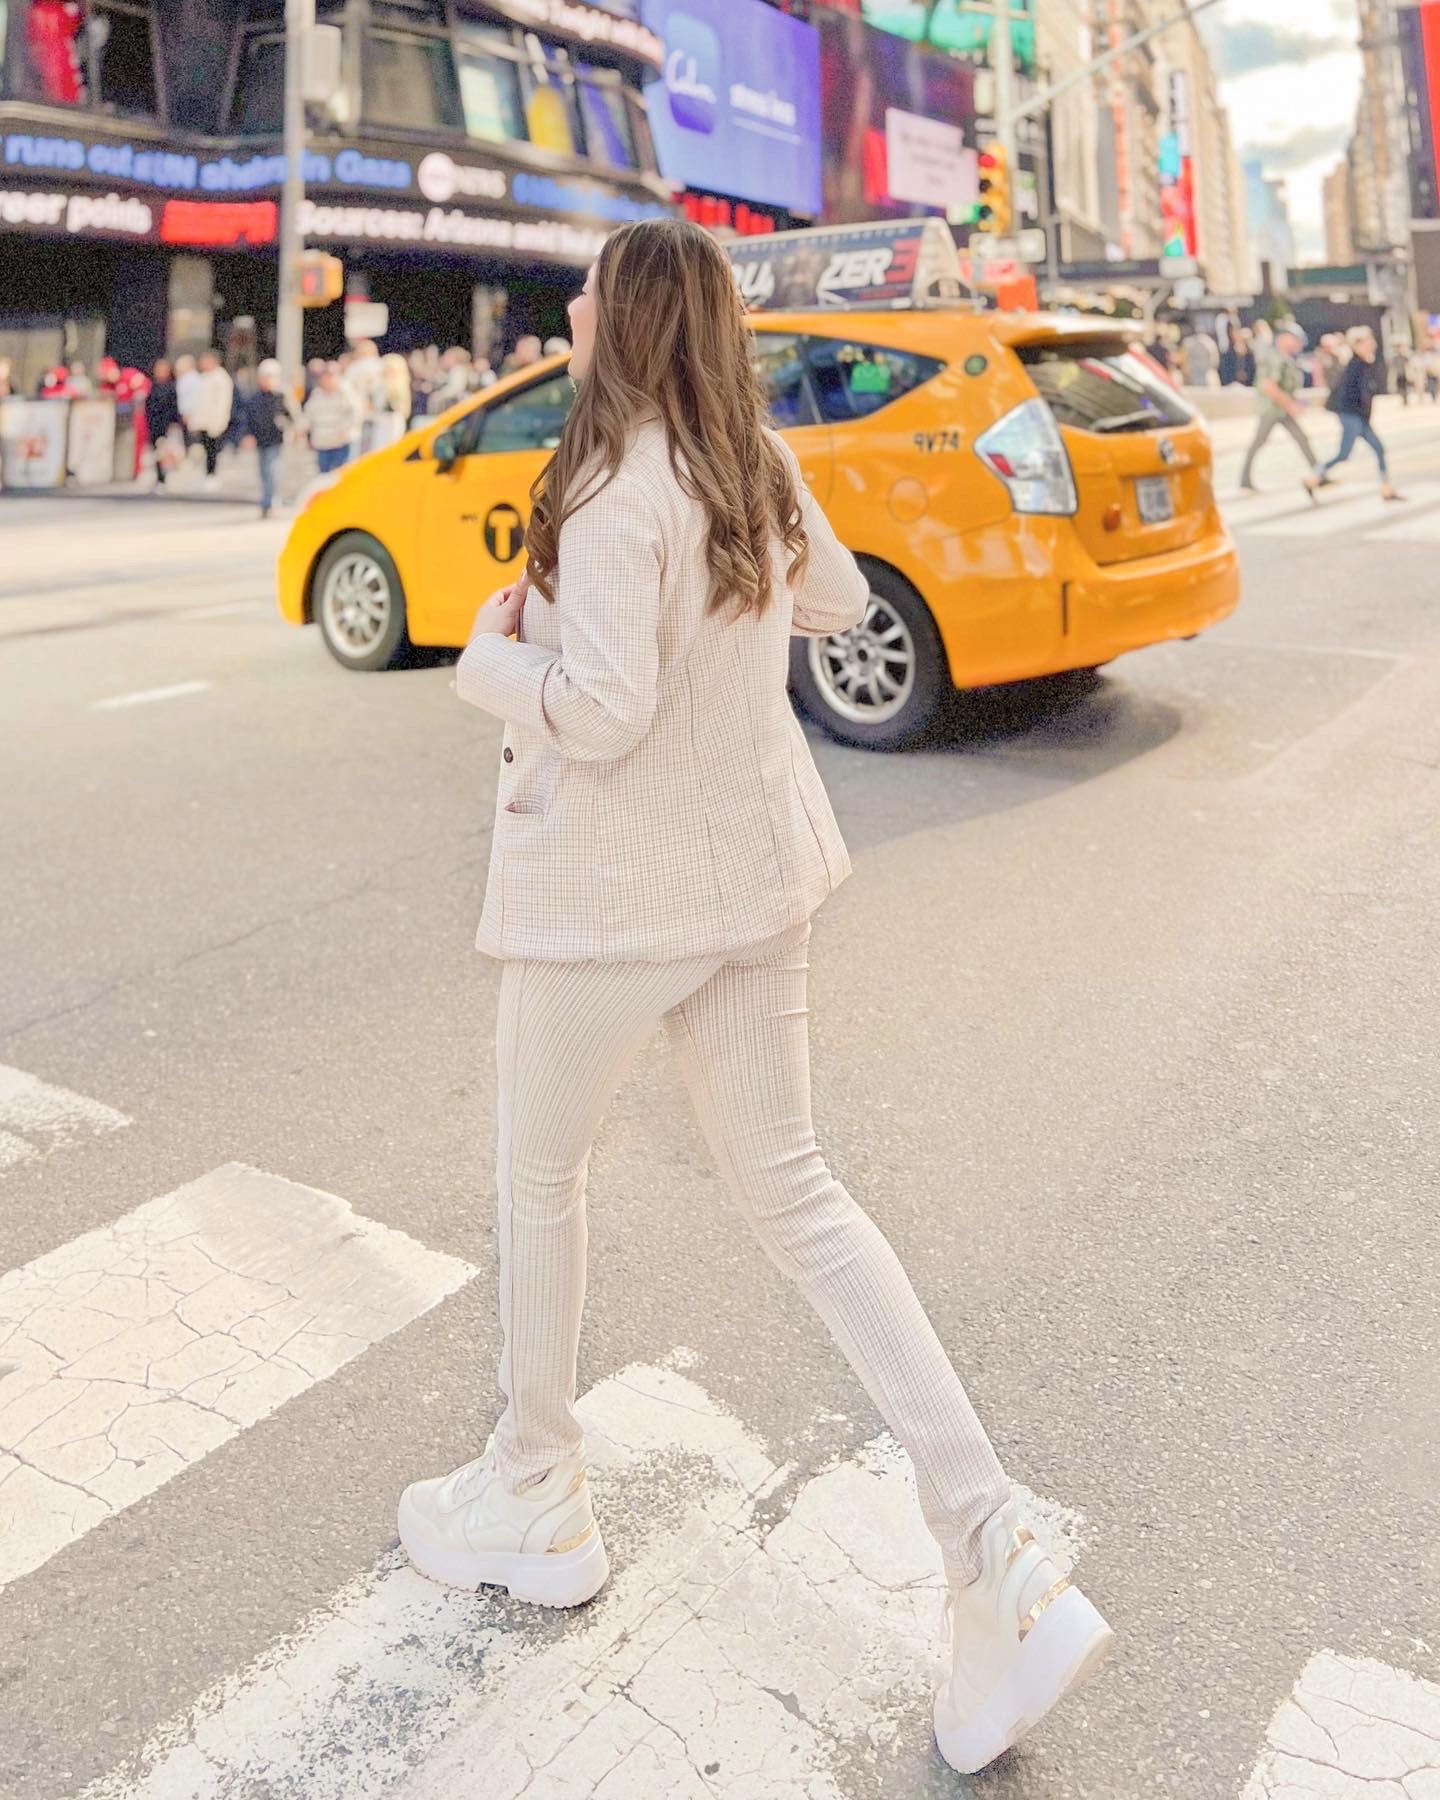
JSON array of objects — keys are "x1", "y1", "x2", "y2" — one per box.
[
  {"x1": 396, "y1": 1489, "x2": 610, "y2": 1608},
  {"x1": 933, "y1": 1585, "x2": 1114, "y2": 1775}
]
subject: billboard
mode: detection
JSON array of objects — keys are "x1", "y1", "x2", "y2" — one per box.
[
  {"x1": 860, "y1": 0, "x2": 1036, "y2": 75},
  {"x1": 814, "y1": 9, "x2": 975, "y2": 224},
  {"x1": 1158, "y1": 70, "x2": 1197, "y2": 258},
  {"x1": 640, "y1": 0, "x2": 823, "y2": 216}
]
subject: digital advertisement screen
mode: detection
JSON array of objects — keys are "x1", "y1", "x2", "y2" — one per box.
[
  {"x1": 861, "y1": 0, "x2": 1036, "y2": 74},
  {"x1": 813, "y1": 9, "x2": 975, "y2": 225},
  {"x1": 640, "y1": 0, "x2": 823, "y2": 216}
]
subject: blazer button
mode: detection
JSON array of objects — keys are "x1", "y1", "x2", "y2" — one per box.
[{"x1": 503, "y1": 747, "x2": 514, "y2": 763}]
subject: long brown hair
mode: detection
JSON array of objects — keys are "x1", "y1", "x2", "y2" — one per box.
[{"x1": 525, "y1": 218, "x2": 809, "y2": 612}]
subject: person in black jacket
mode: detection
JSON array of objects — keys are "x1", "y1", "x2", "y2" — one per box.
[
  {"x1": 1305, "y1": 328, "x2": 1402, "y2": 501},
  {"x1": 146, "y1": 359, "x2": 181, "y2": 486},
  {"x1": 240, "y1": 359, "x2": 298, "y2": 518}
]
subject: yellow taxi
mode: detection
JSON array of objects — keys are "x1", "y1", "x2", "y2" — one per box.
[{"x1": 278, "y1": 228, "x2": 1238, "y2": 750}]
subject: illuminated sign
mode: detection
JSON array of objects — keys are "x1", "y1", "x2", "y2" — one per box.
[
  {"x1": 490, "y1": 0, "x2": 663, "y2": 65},
  {"x1": 0, "y1": 187, "x2": 153, "y2": 235}
]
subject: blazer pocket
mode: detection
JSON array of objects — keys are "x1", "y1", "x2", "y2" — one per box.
[{"x1": 502, "y1": 799, "x2": 546, "y2": 819}]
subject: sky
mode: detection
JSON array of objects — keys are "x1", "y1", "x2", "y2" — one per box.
[{"x1": 1200, "y1": 0, "x2": 1363, "y2": 259}]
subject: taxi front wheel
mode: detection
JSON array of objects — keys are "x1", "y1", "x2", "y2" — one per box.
[
  {"x1": 314, "y1": 531, "x2": 410, "y2": 672},
  {"x1": 790, "y1": 566, "x2": 947, "y2": 751}
]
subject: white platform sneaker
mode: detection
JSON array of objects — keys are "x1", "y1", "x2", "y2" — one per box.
[
  {"x1": 934, "y1": 1500, "x2": 1114, "y2": 1775},
  {"x1": 397, "y1": 1435, "x2": 609, "y2": 1609}
]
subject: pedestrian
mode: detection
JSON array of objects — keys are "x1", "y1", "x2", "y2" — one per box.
[
  {"x1": 500, "y1": 332, "x2": 543, "y2": 375},
  {"x1": 1305, "y1": 326, "x2": 1402, "y2": 503},
  {"x1": 1396, "y1": 351, "x2": 1412, "y2": 406},
  {"x1": 395, "y1": 217, "x2": 1114, "y2": 1780},
  {"x1": 1238, "y1": 320, "x2": 1317, "y2": 494},
  {"x1": 1425, "y1": 346, "x2": 1440, "y2": 403},
  {"x1": 240, "y1": 358, "x2": 298, "y2": 519},
  {"x1": 0, "y1": 355, "x2": 12, "y2": 399},
  {"x1": 378, "y1": 351, "x2": 412, "y2": 440},
  {"x1": 185, "y1": 350, "x2": 234, "y2": 488},
  {"x1": 543, "y1": 335, "x2": 572, "y2": 360},
  {"x1": 1233, "y1": 328, "x2": 1257, "y2": 387},
  {"x1": 303, "y1": 363, "x2": 360, "y2": 473},
  {"x1": 145, "y1": 359, "x2": 181, "y2": 487},
  {"x1": 345, "y1": 337, "x2": 385, "y2": 452}
]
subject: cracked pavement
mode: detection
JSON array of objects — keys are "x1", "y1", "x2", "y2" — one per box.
[{"x1": 1, "y1": 486, "x2": 1438, "y2": 1798}]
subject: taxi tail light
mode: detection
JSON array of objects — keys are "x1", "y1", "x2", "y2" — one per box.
[{"x1": 974, "y1": 399, "x2": 1078, "y2": 516}]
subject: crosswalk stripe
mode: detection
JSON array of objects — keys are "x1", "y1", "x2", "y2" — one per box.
[
  {"x1": 1246, "y1": 484, "x2": 1440, "y2": 540},
  {"x1": 0, "y1": 1063, "x2": 129, "y2": 1174},
  {"x1": 91, "y1": 681, "x2": 212, "y2": 712},
  {"x1": 81, "y1": 1358, "x2": 1088, "y2": 1799},
  {"x1": 0, "y1": 1162, "x2": 476, "y2": 1588},
  {"x1": 1242, "y1": 1651, "x2": 1440, "y2": 1796},
  {"x1": 1364, "y1": 507, "x2": 1440, "y2": 543}
]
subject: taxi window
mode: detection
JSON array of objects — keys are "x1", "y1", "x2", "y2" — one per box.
[
  {"x1": 751, "y1": 334, "x2": 819, "y2": 430},
  {"x1": 1017, "y1": 342, "x2": 1195, "y2": 432},
  {"x1": 805, "y1": 340, "x2": 944, "y2": 423},
  {"x1": 476, "y1": 373, "x2": 575, "y2": 454}
]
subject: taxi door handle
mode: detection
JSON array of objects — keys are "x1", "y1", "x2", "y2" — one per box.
[{"x1": 460, "y1": 513, "x2": 479, "y2": 523}]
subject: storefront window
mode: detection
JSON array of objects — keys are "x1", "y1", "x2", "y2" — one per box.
[
  {"x1": 576, "y1": 65, "x2": 636, "y2": 171},
  {"x1": 1, "y1": 0, "x2": 156, "y2": 114},
  {"x1": 366, "y1": 26, "x2": 463, "y2": 131},
  {"x1": 456, "y1": 24, "x2": 525, "y2": 145},
  {"x1": 517, "y1": 38, "x2": 582, "y2": 159},
  {"x1": 89, "y1": 1, "x2": 155, "y2": 115},
  {"x1": 231, "y1": 29, "x2": 283, "y2": 133}
]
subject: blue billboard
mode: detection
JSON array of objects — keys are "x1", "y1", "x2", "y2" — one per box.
[{"x1": 640, "y1": 0, "x2": 822, "y2": 217}]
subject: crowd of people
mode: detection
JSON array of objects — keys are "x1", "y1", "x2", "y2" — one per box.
[{"x1": 1, "y1": 332, "x2": 572, "y2": 517}]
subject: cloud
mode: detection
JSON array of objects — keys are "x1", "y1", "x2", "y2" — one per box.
[
  {"x1": 1240, "y1": 121, "x2": 1351, "y2": 176},
  {"x1": 1215, "y1": 21, "x2": 1350, "y2": 78}
]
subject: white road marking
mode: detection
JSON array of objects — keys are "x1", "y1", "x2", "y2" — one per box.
[
  {"x1": 1242, "y1": 1651, "x2": 1440, "y2": 1797},
  {"x1": 176, "y1": 600, "x2": 260, "y2": 619},
  {"x1": 1364, "y1": 507, "x2": 1440, "y2": 543},
  {"x1": 0, "y1": 1162, "x2": 475, "y2": 1588},
  {"x1": 1248, "y1": 484, "x2": 1440, "y2": 539},
  {"x1": 0, "y1": 1063, "x2": 129, "y2": 1174},
  {"x1": 82, "y1": 1356, "x2": 1088, "y2": 1800},
  {"x1": 91, "y1": 681, "x2": 212, "y2": 711}
]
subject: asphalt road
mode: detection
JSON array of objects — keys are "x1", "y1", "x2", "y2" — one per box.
[{"x1": 1, "y1": 399, "x2": 1437, "y2": 1800}]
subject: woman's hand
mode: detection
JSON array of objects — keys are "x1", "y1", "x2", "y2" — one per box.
[{"x1": 468, "y1": 571, "x2": 529, "y2": 642}]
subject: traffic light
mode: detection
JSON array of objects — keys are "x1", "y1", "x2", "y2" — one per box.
[
  {"x1": 296, "y1": 251, "x2": 344, "y2": 307},
  {"x1": 976, "y1": 143, "x2": 1012, "y2": 236}
]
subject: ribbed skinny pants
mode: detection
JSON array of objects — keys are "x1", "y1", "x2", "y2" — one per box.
[{"x1": 491, "y1": 921, "x2": 1010, "y2": 1581}]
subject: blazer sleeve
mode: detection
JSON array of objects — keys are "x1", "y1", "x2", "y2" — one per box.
[
  {"x1": 454, "y1": 473, "x2": 663, "y2": 763},
  {"x1": 772, "y1": 434, "x2": 870, "y2": 638}
]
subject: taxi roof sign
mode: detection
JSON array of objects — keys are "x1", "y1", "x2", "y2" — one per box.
[{"x1": 724, "y1": 218, "x2": 970, "y2": 313}]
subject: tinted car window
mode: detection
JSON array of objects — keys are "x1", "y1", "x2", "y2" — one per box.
[
  {"x1": 806, "y1": 340, "x2": 944, "y2": 423},
  {"x1": 477, "y1": 374, "x2": 574, "y2": 454},
  {"x1": 751, "y1": 334, "x2": 818, "y2": 430},
  {"x1": 1017, "y1": 342, "x2": 1195, "y2": 432}
]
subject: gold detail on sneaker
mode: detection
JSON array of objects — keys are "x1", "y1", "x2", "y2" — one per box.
[
  {"x1": 547, "y1": 1519, "x2": 596, "y2": 1556},
  {"x1": 1008, "y1": 1526, "x2": 1036, "y2": 1565},
  {"x1": 1018, "y1": 1576, "x2": 1071, "y2": 1641},
  {"x1": 564, "y1": 1468, "x2": 588, "y2": 1500}
]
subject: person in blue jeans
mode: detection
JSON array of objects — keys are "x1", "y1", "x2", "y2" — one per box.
[
  {"x1": 304, "y1": 363, "x2": 360, "y2": 475},
  {"x1": 1305, "y1": 327, "x2": 1402, "y2": 502},
  {"x1": 240, "y1": 360, "x2": 299, "y2": 519}
]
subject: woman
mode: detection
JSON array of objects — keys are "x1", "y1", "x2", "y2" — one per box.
[
  {"x1": 396, "y1": 219, "x2": 1113, "y2": 1776},
  {"x1": 1305, "y1": 327, "x2": 1402, "y2": 501}
]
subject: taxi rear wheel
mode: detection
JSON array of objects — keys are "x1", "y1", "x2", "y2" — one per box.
[
  {"x1": 314, "y1": 532, "x2": 410, "y2": 672},
  {"x1": 790, "y1": 565, "x2": 947, "y2": 751}
]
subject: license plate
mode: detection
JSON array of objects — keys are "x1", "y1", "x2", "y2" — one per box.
[{"x1": 1136, "y1": 475, "x2": 1174, "y2": 524}]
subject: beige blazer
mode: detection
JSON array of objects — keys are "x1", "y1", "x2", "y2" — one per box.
[{"x1": 456, "y1": 421, "x2": 869, "y2": 962}]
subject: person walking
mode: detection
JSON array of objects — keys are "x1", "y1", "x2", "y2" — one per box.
[
  {"x1": 1238, "y1": 320, "x2": 1318, "y2": 493},
  {"x1": 1305, "y1": 326, "x2": 1402, "y2": 502},
  {"x1": 186, "y1": 350, "x2": 234, "y2": 487},
  {"x1": 395, "y1": 218, "x2": 1113, "y2": 1779},
  {"x1": 145, "y1": 359, "x2": 181, "y2": 486},
  {"x1": 240, "y1": 359, "x2": 297, "y2": 518},
  {"x1": 303, "y1": 363, "x2": 361, "y2": 473},
  {"x1": 1423, "y1": 346, "x2": 1440, "y2": 403}
]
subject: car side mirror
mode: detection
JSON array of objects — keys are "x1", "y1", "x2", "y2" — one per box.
[{"x1": 433, "y1": 429, "x2": 459, "y2": 471}]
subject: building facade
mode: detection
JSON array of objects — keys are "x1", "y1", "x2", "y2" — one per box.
[
  {"x1": 1091, "y1": 0, "x2": 1162, "y2": 260},
  {"x1": 1150, "y1": 11, "x2": 1248, "y2": 298},
  {"x1": 0, "y1": 0, "x2": 676, "y2": 385},
  {"x1": 1323, "y1": 159, "x2": 1356, "y2": 267},
  {"x1": 1243, "y1": 160, "x2": 1296, "y2": 290}
]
